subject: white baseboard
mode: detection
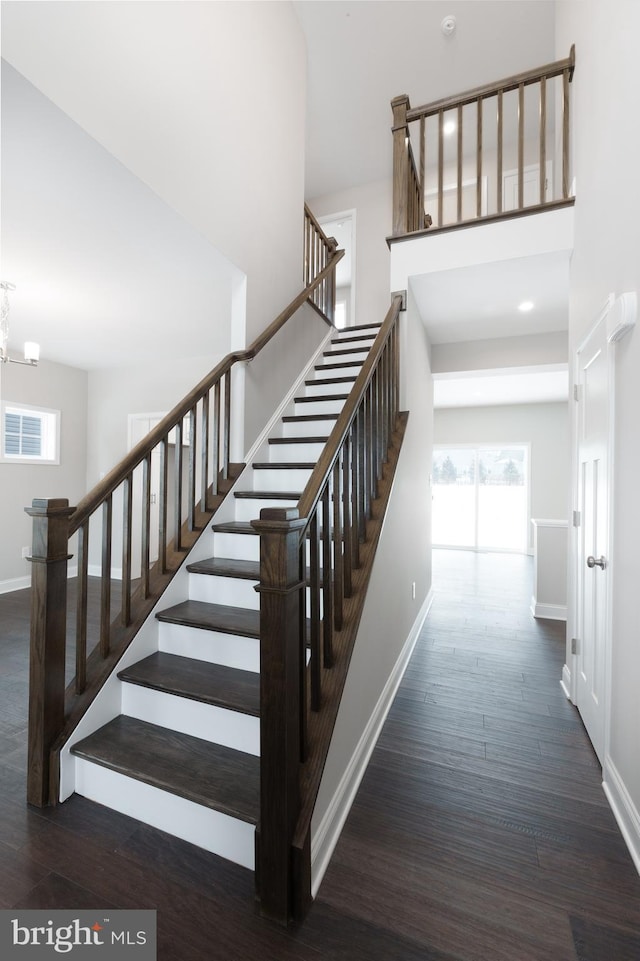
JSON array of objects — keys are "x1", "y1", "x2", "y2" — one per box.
[
  {"x1": 530, "y1": 599, "x2": 567, "y2": 620},
  {"x1": 310, "y1": 587, "x2": 435, "y2": 897},
  {"x1": 603, "y1": 756, "x2": 640, "y2": 877},
  {"x1": 560, "y1": 663, "x2": 572, "y2": 701},
  {"x1": 0, "y1": 565, "x2": 78, "y2": 595}
]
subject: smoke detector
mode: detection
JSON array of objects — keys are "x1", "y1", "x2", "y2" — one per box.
[{"x1": 441, "y1": 15, "x2": 457, "y2": 36}]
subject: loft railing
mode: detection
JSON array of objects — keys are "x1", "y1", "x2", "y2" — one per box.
[
  {"x1": 26, "y1": 239, "x2": 343, "y2": 809},
  {"x1": 391, "y1": 46, "x2": 575, "y2": 239},
  {"x1": 253, "y1": 294, "x2": 405, "y2": 923},
  {"x1": 304, "y1": 204, "x2": 338, "y2": 323}
]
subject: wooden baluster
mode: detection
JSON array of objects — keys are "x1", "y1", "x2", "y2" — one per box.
[
  {"x1": 223, "y1": 370, "x2": 231, "y2": 480},
  {"x1": 357, "y1": 402, "x2": 367, "y2": 540},
  {"x1": 518, "y1": 82, "x2": 525, "y2": 209},
  {"x1": 174, "y1": 420, "x2": 183, "y2": 552},
  {"x1": 419, "y1": 115, "x2": 426, "y2": 228},
  {"x1": 332, "y1": 458, "x2": 343, "y2": 632},
  {"x1": 159, "y1": 436, "x2": 169, "y2": 574},
  {"x1": 350, "y1": 418, "x2": 361, "y2": 569},
  {"x1": 201, "y1": 389, "x2": 210, "y2": 512},
  {"x1": 539, "y1": 76, "x2": 547, "y2": 203},
  {"x1": 391, "y1": 94, "x2": 410, "y2": 236},
  {"x1": 298, "y1": 543, "x2": 308, "y2": 762},
  {"x1": 212, "y1": 380, "x2": 220, "y2": 495},
  {"x1": 562, "y1": 66, "x2": 571, "y2": 198},
  {"x1": 25, "y1": 498, "x2": 74, "y2": 807},
  {"x1": 457, "y1": 103, "x2": 463, "y2": 222},
  {"x1": 497, "y1": 90, "x2": 504, "y2": 214},
  {"x1": 75, "y1": 519, "x2": 89, "y2": 694},
  {"x1": 477, "y1": 98, "x2": 483, "y2": 217},
  {"x1": 438, "y1": 109, "x2": 444, "y2": 226},
  {"x1": 100, "y1": 494, "x2": 112, "y2": 656},
  {"x1": 142, "y1": 453, "x2": 151, "y2": 599},
  {"x1": 309, "y1": 511, "x2": 321, "y2": 711},
  {"x1": 322, "y1": 483, "x2": 334, "y2": 667},
  {"x1": 342, "y1": 433, "x2": 353, "y2": 597},
  {"x1": 188, "y1": 406, "x2": 197, "y2": 531},
  {"x1": 251, "y1": 507, "x2": 306, "y2": 925},
  {"x1": 122, "y1": 473, "x2": 133, "y2": 625}
]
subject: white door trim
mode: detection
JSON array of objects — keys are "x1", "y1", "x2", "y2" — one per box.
[{"x1": 567, "y1": 295, "x2": 615, "y2": 766}]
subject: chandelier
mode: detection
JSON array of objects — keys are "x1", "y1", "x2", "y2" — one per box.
[{"x1": 0, "y1": 282, "x2": 39, "y2": 366}]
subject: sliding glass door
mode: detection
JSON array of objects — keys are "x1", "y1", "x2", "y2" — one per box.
[{"x1": 432, "y1": 446, "x2": 528, "y2": 552}]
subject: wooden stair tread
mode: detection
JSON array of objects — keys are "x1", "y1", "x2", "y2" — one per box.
[
  {"x1": 234, "y1": 490, "x2": 301, "y2": 499},
  {"x1": 323, "y1": 346, "x2": 369, "y2": 357},
  {"x1": 71, "y1": 715, "x2": 259, "y2": 824},
  {"x1": 187, "y1": 556, "x2": 260, "y2": 580},
  {"x1": 211, "y1": 520, "x2": 255, "y2": 534},
  {"x1": 118, "y1": 652, "x2": 260, "y2": 716},
  {"x1": 295, "y1": 393, "x2": 349, "y2": 404},
  {"x1": 314, "y1": 361, "x2": 363, "y2": 372},
  {"x1": 252, "y1": 461, "x2": 316, "y2": 470},
  {"x1": 156, "y1": 599, "x2": 260, "y2": 638},
  {"x1": 268, "y1": 436, "x2": 329, "y2": 445},
  {"x1": 331, "y1": 334, "x2": 375, "y2": 345},
  {"x1": 305, "y1": 375, "x2": 357, "y2": 386},
  {"x1": 339, "y1": 322, "x2": 381, "y2": 332},
  {"x1": 281, "y1": 413, "x2": 338, "y2": 423}
]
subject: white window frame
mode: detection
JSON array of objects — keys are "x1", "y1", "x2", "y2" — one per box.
[{"x1": 1, "y1": 401, "x2": 61, "y2": 465}]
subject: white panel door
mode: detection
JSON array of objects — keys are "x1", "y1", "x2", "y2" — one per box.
[{"x1": 575, "y1": 317, "x2": 611, "y2": 764}]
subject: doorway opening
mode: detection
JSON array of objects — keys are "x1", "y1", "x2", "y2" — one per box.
[
  {"x1": 432, "y1": 444, "x2": 529, "y2": 552},
  {"x1": 317, "y1": 210, "x2": 355, "y2": 328}
]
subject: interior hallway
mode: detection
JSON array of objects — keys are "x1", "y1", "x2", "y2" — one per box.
[{"x1": 0, "y1": 551, "x2": 639, "y2": 959}]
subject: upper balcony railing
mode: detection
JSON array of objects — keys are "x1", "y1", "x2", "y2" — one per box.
[{"x1": 390, "y1": 46, "x2": 575, "y2": 241}]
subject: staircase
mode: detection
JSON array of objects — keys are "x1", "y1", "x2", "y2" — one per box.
[{"x1": 68, "y1": 323, "x2": 381, "y2": 873}]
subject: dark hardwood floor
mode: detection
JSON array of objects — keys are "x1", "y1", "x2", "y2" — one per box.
[{"x1": 1, "y1": 551, "x2": 639, "y2": 959}]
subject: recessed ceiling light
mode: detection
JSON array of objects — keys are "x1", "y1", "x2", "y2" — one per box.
[
  {"x1": 443, "y1": 120, "x2": 456, "y2": 136},
  {"x1": 518, "y1": 301, "x2": 534, "y2": 312}
]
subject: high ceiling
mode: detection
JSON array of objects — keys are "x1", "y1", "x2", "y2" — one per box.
[{"x1": 294, "y1": 1, "x2": 556, "y2": 198}]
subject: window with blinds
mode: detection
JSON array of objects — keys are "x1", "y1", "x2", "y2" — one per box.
[{"x1": 1, "y1": 403, "x2": 60, "y2": 464}]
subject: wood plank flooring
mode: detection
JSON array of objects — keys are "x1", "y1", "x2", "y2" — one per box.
[{"x1": 1, "y1": 551, "x2": 639, "y2": 959}]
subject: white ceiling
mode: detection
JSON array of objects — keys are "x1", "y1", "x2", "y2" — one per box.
[{"x1": 411, "y1": 251, "x2": 571, "y2": 345}]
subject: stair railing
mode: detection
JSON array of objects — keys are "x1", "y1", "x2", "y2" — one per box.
[
  {"x1": 391, "y1": 46, "x2": 575, "y2": 238},
  {"x1": 304, "y1": 204, "x2": 339, "y2": 323},
  {"x1": 26, "y1": 244, "x2": 343, "y2": 809},
  {"x1": 253, "y1": 294, "x2": 403, "y2": 924}
]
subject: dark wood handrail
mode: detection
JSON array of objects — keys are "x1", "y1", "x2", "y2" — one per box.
[
  {"x1": 298, "y1": 295, "x2": 402, "y2": 526},
  {"x1": 70, "y1": 250, "x2": 343, "y2": 534},
  {"x1": 406, "y1": 45, "x2": 575, "y2": 121}
]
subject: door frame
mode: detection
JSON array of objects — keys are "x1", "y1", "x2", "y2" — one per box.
[{"x1": 567, "y1": 295, "x2": 616, "y2": 766}]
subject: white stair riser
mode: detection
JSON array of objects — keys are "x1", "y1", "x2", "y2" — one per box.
[
  {"x1": 305, "y1": 380, "x2": 357, "y2": 397},
  {"x1": 158, "y1": 622, "x2": 260, "y2": 673},
  {"x1": 335, "y1": 333, "x2": 376, "y2": 345},
  {"x1": 294, "y1": 398, "x2": 345, "y2": 416},
  {"x1": 268, "y1": 442, "x2": 326, "y2": 463},
  {"x1": 74, "y1": 759, "x2": 255, "y2": 869},
  {"x1": 213, "y1": 531, "x2": 259, "y2": 561},
  {"x1": 189, "y1": 572, "x2": 259, "y2": 609},
  {"x1": 252, "y1": 467, "x2": 313, "y2": 492},
  {"x1": 281, "y1": 417, "x2": 338, "y2": 438},
  {"x1": 121, "y1": 684, "x2": 260, "y2": 755},
  {"x1": 233, "y1": 496, "x2": 298, "y2": 522}
]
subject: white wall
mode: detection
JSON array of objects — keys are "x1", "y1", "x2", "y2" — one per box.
[
  {"x1": 312, "y1": 284, "x2": 433, "y2": 884},
  {"x1": 431, "y1": 331, "x2": 568, "y2": 374},
  {"x1": 0, "y1": 360, "x2": 87, "y2": 588},
  {"x1": 308, "y1": 178, "x2": 393, "y2": 328},
  {"x1": 556, "y1": 0, "x2": 640, "y2": 863},
  {"x1": 434, "y1": 402, "x2": 570, "y2": 551},
  {"x1": 2, "y1": 1, "x2": 312, "y2": 448}
]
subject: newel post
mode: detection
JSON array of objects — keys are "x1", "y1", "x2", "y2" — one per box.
[
  {"x1": 25, "y1": 498, "x2": 74, "y2": 807},
  {"x1": 251, "y1": 507, "x2": 306, "y2": 924},
  {"x1": 391, "y1": 94, "x2": 411, "y2": 236}
]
